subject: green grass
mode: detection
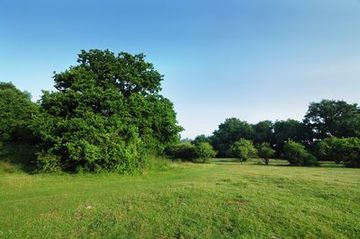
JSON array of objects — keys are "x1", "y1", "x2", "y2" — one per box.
[{"x1": 0, "y1": 159, "x2": 359, "y2": 238}]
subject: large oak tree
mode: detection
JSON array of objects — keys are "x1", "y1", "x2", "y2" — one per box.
[{"x1": 37, "y1": 49, "x2": 182, "y2": 172}]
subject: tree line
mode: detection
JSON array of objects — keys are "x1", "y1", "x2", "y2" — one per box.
[
  {"x1": 189, "y1": 99, "x2": 360, "y2": 167},
  {"x1": 1, "y1": 49, "x2": 359, "y2": 172}
]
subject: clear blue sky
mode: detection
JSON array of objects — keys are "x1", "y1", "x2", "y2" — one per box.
[{"x1": 1, "y1": 0, "x2": 360, "y2": 138}]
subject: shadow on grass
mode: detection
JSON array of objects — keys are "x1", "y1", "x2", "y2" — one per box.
[{"x1": 0, "y1": 143, "x2": 37, "y2": 173}]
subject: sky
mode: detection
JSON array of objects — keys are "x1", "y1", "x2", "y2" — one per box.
[{"x1": 1, "y1": 0, "x2": 360, "y2": 139}]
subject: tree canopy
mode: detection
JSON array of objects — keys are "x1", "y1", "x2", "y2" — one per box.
[
  {"x1": 273, "y1": 119, "x2": 310, "y2": 154},
  {"x1": 36, "y1": 49, "x2": 182, "y2": 172},
  {"x1": 211, "y1": 118, "x2": 254, "y2": 157},
  {"x1": 304, "y1": 100, "x2": 360, "y2": 139},
  {"x1": 0, "y1": 82, "x2": 39, "y2": 143}
]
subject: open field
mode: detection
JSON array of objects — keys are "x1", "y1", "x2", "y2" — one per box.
[{"x1": 0, "y1": 160, "x2": 359, "y2": 238}]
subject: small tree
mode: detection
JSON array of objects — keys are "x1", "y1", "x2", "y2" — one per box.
[
  {"x1": 229, "y1": 139, "x2": 257, "y2": 163},
  {"x1": 282, "y1": 140, "x2": 318, "y2": 166},
  {"x1": 194, "y1": 142, "x2": 216, "y2": 163},
  {"x1": 257, "y1": 142, "x2": 275, "y2": 165}
]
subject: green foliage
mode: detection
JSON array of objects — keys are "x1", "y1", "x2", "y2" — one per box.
[
  {"x1": 0, "y1": 143, "x2": 37, "y2": 172},
  {"x1": 282, "y1": 140, "x2": 319, "y2": 166},
  {"x1": 36, "y1": 49, "x2": 182, "y2": 173},
  {"x1": 257, "y1": 142, "x2": 275, "y2": 165},
  {"x1": 36, "y1": 153, "x2": 62, "y2": 173},
  {"x1": 165, "y1": 143, "x2": 197, "y2": 161},
  {"x1": 317, "y1": 137, "x2": 360, "y2": 168},
  {"x1": 192, "y1": 134, "x2": 211, "y2": 145},
  {"x1": 193, "y1": 142, "x2": 216, "y2": 163},
  {"x1": 165, "y1": 142, "x2": 216, "y2": 163},
  {"x1": 229, "y1": 139, "x2": 257, "y2": 162},
  {"x1": 273, "y1": 119, "x2": 310, "y2": 154},
  {"x1": 0, "y1": 82, "x2": 39, "y2": 143},
  {"x1": 211, "y1": 118, "x2": 254, "y2": 157},
  {"x1": 142, "y1": 156, "x2": 172, "y2": 172},
  {"x1": 304, "y1": 100, "x2": 360, "y2": 139},
  {"x1": 252, "y1": 120, "x2": 273, "y2": 144}
]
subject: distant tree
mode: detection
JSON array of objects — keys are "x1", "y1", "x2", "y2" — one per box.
[
  {"x1": 36, "y1": 49, "x2": 182, "y2": 173},
  {"x1": 317, "y1": 137, "x2": 360, "y2": 168},
  {"x1": 304, "y1": 100, "x2": 360, "y2": 140},
  {"x1": 180, "y1": 138, "x2": 192, "y2": 143},
  {"x1": 229, "y1": 139, "x2": 257, "y2": 162},
  {"x1": 193, "y1": 134, "x2": 211, "y2": 145},
  {"x1": 252, "y1": 120, "x2": 273, "y2": 145},
  {"x1": 0, "y1": 82, "x2": 39, "y2": 143},
  {"x1": 257, "y1": 142, "x2": 275, "y2": 165},
  {"x1": 282, "y1": 140, "x2": 318, "y2": 166},
  {"x1": 211, "y1": 118, "x2": 254, "y2": 157},
  {"x1": 273, "y1": 119, "x2": 310, "y2": 154}
]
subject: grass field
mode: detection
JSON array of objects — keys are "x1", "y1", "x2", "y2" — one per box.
[{"x1": 0, "y1": 159, "x2": 359, "y2": 238}]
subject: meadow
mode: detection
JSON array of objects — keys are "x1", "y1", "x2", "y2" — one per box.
[{"x1": 1, "y1": 159, "x2": 359, "y2": 239}]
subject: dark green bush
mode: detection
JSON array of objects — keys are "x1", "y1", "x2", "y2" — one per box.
[
  {"x1": 165, "y1": 142, "x2": 216, "y2": 163},
  {"x1": 165, "y1": 143, "x2": 197, "y2": 161},
  {"x1": 282, "y1": 140, "x2": 319, "y2": 166},
  {"x1": 317, "y1": 137, "x2": 360, "y2": 168},
  {"x1": 0, "y1": 143, "x2": 37, "y2": 172}
]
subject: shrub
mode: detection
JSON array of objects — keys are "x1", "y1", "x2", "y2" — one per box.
[
  {"x1": 229, "y1": 139, "x2": 257, "y2": 162},
  {"x1": 165, "y1": 143, "x2": 197, "y2": 161},
  {"x1": 317, "y1": 137, "x2": 360, "y2": 168},
  {"x1": 36, "y1": 152, "x2": 62, "y2": 173},
  {"x1": 165, "y1": 142, "x2": 216, "y2": 163},
  {"x1": 193, "y1": 142, "x2": 216, "y2": 163},
  {"x1": 282, "y1": 140, "x2": 319, "y2": 166},
  {"x1": 257, "y1": 142, "x2": 275, "y2": 165}
]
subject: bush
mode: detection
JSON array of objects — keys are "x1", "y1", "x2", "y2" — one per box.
[
  {"x1": 317, "y1": 137, "x2": 360, "y2": 168},
  {"x1": 229, "y1": 139, "x2": 257, "y2": 162},
  {"x1": 257, "y1": 142, "x2": 275, "y2": 165},
  {"x1": 165, "y1": 142, "x2": 216, "y2": 163},
  {"x1": 193, "y1": 142, "x2": 216, "y2": 163},
  {"x1": 165, "y1": 143, "x2": 197, "y2": 161},
  {"x1": 36, "y1": 152, "x2": 62, "y2": 173},
  {"x1": 282, "y1": 140, "x2": 319, "y2": 166}
]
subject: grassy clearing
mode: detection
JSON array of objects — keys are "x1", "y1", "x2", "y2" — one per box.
[{"x1": 0, "y1": 159, "x2": 359, "y2": 238}]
